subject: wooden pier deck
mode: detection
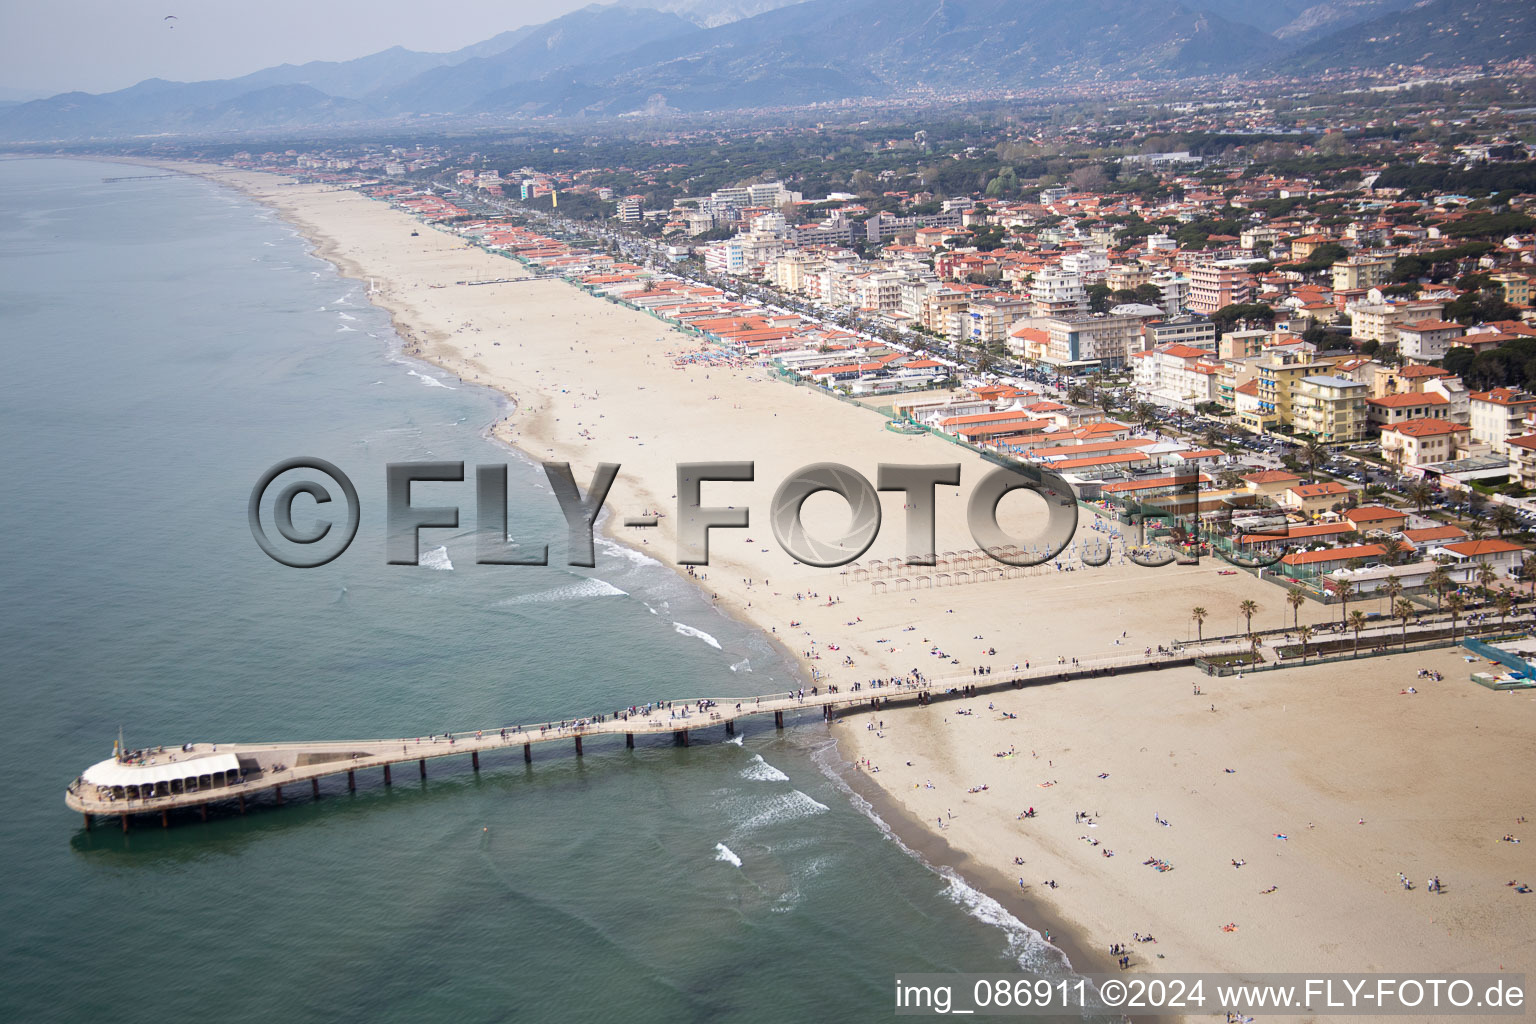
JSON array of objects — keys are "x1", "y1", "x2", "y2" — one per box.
[{"x1": 65, "y1": 646, "x2": 1218, "y2": 831}]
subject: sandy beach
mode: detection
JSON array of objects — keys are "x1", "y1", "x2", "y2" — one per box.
[{"x1": 162, "y1": 163, "x2": 1534, "y2": 994}]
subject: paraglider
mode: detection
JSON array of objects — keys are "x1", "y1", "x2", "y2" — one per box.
[{"x1": 164, "y1": 15, "x2": 177, "y2": 27}]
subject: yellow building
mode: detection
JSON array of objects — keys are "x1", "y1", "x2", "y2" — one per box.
[
  {"x1": 1330, "y1": 257, "x2": 1394, "y2": 292},
  {"x1": 1255, "y1": 351, "x2": 1329, "y2": 429},
  {"x1": 1491, "y1": 272, "x2": 1530, "y2": 307},
  {"x1": 1291, "y1": 374, "x2": 1370, "y2": 442}
]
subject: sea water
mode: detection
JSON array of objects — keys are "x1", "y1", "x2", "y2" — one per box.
[{"x1": 0, "y1": 158, "x2": 1065, "y2": 1023}]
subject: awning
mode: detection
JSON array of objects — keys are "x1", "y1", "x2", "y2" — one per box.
[{"x1": 83, "y1": 753, "x2": 240, "y2": 788}]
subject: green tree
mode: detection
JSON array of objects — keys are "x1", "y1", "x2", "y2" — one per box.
[
  {"x1": 1446, "y1": 592, "x2": 1466, "y2": 640},
  {"x1": 1491, "y1": 504, "x2": 1518, "y2": 537},
  {"x1": 1404, "y1": 480, "x2": 1435, "y2": 512},
  {"x1": 1348, "y1": 609, "x2": 1368, "y2": 657},
  {"x1": 1395, "y1": 598, "x2": 1415, "y2": 648},
  {"x1": 1287, "y1": 587, "x2": 1307, "y2": 629},
  {"x1": 1335, "y1": 578, "x2": 1355, "y2": 626},
  {"x1": 1425, "y1": 564, "x2": 1452, "y2": 612},
  {"x1": 1192, "y1": 606, "x2": 1208, "y2": 642},
  {"x1": 1298, "y1": 625, "x2": 1313, "y2": 663},
  {"x1": 1496, "y1": 587, "x2": 1514, "y2": 631},
  {"x1": 1239, "y1": 599, "x2": 1259, "y2": 635}
]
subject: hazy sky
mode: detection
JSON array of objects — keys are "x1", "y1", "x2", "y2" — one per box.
[{"x1": 0, "y1": 0, "x2": 598, "y2": 99}]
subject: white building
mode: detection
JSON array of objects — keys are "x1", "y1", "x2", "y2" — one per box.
[
  {"x1": 1396, "y1": 319, "x2": 1466, "y2": 363},
  {"x1": 1030, "y1": 270, "x2": 1086, "y2": 318}
]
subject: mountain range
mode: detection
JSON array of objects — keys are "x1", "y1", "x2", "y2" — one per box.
[{"x1": 1, "y1": 0, "x2": 1527, "y2": 142}]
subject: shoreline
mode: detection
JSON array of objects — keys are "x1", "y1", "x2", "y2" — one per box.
[
  {"x1": 144, "y1": 157, "x2": 1105, "y2": 968},
  {"x1": 108, "y1": 159, "x2": 1534, "y2": 999}
]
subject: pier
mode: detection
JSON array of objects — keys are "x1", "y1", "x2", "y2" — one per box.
[
  {"x1": 65, "y1": 645, "x2": 1217, "y2": 831},
  {"x1": 101, "y1": 174, "x2": 179, "y2": 183}
]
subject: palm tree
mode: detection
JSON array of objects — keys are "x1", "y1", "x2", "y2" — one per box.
[
  {"x1": 1446, "y1": 592, "x2": 1466, "y2": 640},
  {"x1": 1491, "y1": 504, "x2": 1518, "y2": 538},
  {"x1": 1348, "y1": 609, "x2": 1368, "y2": 657},
  {"x1": 1334, "y1": 578, "x2": 1355, "y2": 626},
  {"x1": 1521, "y1": 553, "x2": 1536, "y2": 584},
  {"x1": 1287, "y1": 587, "x2": 1306, "y2": 629},
  {"x1": 1476, "y1": 561, "x2": 1499, "y2": 601},
  {"x1": 1297, "y1": 625, "x2": 1313, "y2": 663},
  {"x1": 1395, "y1": 598, "x2": 1415, "y2": 648},
  {"x1": 1404, "y1": 480, "x2": 1435, "y2": 512},
  {"x1": 1239, "y1": 599, "x2": 1259, "y2": 635},
  {"x1": 1379, "y1": 536, "x2": 1406, "y2": 567},
  {"x1": 1381, "y1": 573, "x2": 1403, "y2": 616},
  {"x1": 1134, "y1": 401, "x2": 1158, "y2": 431},
  {"x1": 1248, "y1": 632, "x2": 1262, "y2": 666},
  {"x1": 1468, "y1": 518, "x2": 1488, "y2": 541},
  {"x1": 1302, "y1": 439, "x2": 1329, "y2": 481},
  {"x1": 1496, "y1": 587, "x2": 1514, "y2": 631},
  {"x1": 1425, "y1": 564, "x2": 1452, "y2": 612},
  {"x1": 1191, "y1": 606, "x2": 1207, "y2": 642}
]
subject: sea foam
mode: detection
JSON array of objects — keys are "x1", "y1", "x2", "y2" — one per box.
[
  {"x1": 741, "y1": 755, "x2": 789, "y2": 783},
  {"x1": 714, "y1": 843, "x2": 742, "y2": 867},
  {"x1": 734, "y1": 791, "x2": 828, "y2": 834},
  {"x1": 673, "y1": 622, "x2": 721, "y2": 649},
  {"x1": 418, "y1": 545, "x2": 453, "y2": 571},
  {"x1": 496, "y1": 578, "x2": 626, "y2": 605}
]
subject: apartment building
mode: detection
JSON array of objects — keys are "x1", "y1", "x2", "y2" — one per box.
[
  {"x1": 1187, "y1": 260, "x2": 1254, "y2": 316},
  {"x1": 1330, "y1": 257, "x2": 1394, "y2": 292},
  {"x1": 1491, "y1": 272, "x2": 1531, "y2": 307},
  {"x1": 1061, "y1": 249, "x2": 1109, "y2": 283},
  {"x1": 1219, "y1": 329, "x2": 1269, "y2": 360},
  {"x1": 1346, "y1": 300, "x2": 1445, "y2": 343},
  {"x1": 1469, "y1": 389, "x2": 1536, "y2": 454},
  {"x1": 1290, "y1": 375, "x2": 1369, "y2": 442},
  {"x1": 966, "y1": 294, "x2": 1032, "y2": 346},
  {"x1": 1506, "y1": 433, "x2": 1536, "y2": 490},
  {"x1": 1144, "y1": 315, "x2": 1216, "y2": 351},
  {"x1": 1396, "y1": 320, "x2": 1467, "y2": 363},
  {"x1": 1255, "y1": 350, "x2": 1330, "y2": 429},
  {"x1": 1380, "y1": 418, "x2": 1472, "y2": 467},
  {"x1": 1365, "y1": 391, "x2": 1450, "y2": 430},
  {"x1": 1151, "y1": 272, "x2": 1191, "y2": 316},
  {"x1": 1030, "y1": 270, "x2": 1087, "y2": 318},
  {"x1": 1131, "y1": 344, "x2": 1221, "y2": 410},
  {"x1": 1037, "y1": 313, "x2": 1145, "y2": 370}
]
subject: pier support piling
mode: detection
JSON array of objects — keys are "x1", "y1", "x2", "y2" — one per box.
[
  {"x1": 675, "y1": 729, "x2": 689, "y2": 746},
  {"x1": 239, "y1": 793, "x2": 246, "y2": 814},
  {"x1": 161, "y1": 809, "x2": 169, "y2": 828},
  {"x1": 383, "y1": 765, "x2": 392, "y2": 786},
  {"x1": 472, "y1": 751, "x2": 480, "y2": 771},
  {"x1": 725, "y1": 720, "x2": 735, "y2": 736},
  {"x1": 121, "y1": 814, "x2": 129, "y2": 833},
  {"x1": 523, "y1": 743, "x2": 531, "y2": 763},
  {"x1": 347, "y1": 769, "x2": 356, "y2": 792},
  {"x1": 625, "y1": 733, "x2": 634, "y2": 748},
  {"x1": 200, "y1": 805, "x2": 208, "y2": 823},
  {"x1": 419, "y1": 759, "x2": 427, "y2": 779},
  {"x1": 312, "y1": 777, "x2": 320, "y2": 799},
  {"x1": 275, "y1": 786, "x2": 282, "y2": 805},
  {"x1": 83, "y1": 812, "x2": 91, "y2": 831},
  {"x1": 574, "y1": 736, "x2": 583, "y2": 756},
  {"x1": 774, "y1": 710, "x2": 784, "y2": 729}
]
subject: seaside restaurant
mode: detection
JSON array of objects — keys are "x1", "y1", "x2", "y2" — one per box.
[{"x1": 81, "y1": 750, "x2": 242, "y2": 802}]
